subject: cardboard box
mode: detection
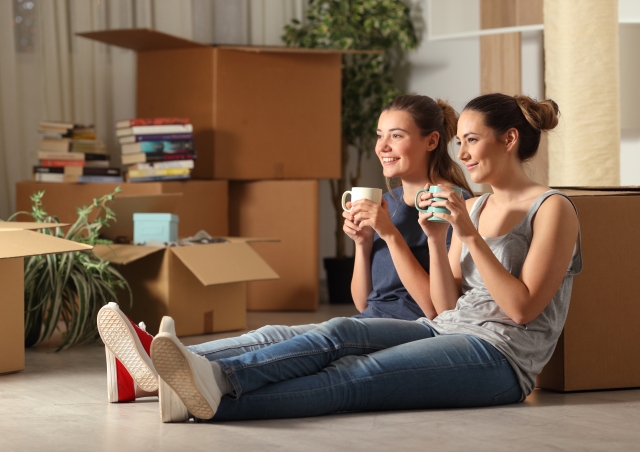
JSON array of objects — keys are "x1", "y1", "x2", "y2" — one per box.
[
  {"x1": 15, "y1": 180, "x2": 228, "y2": 239},
  {"x1": 93, "y1": 238, "x2": 278, "y2": 337},
  {"x1": 230, "y1": 180, "x2": 319, "y2": 311},
  {"x1": 0, "y1": 223, "x2": 92, "y2": 374},
  {"x1": 537, "y1": 187, "x2": 640, "y2": 391},
  {"x1": 76, "y1": 28, "x2": 342, "y2": 180}
]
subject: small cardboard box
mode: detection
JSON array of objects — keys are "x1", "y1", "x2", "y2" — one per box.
[
  {"x1": 76, "y1": 28, "x2": 342, "y2": 180},
  {"x1": 229, "y1": 180, "x2": 319, "y2": 311},
  {"x1": 93, "y1": 238, "x2": 279, "y2": 337},
  {"x1": 0, "y1": 223, "x2": 92, "y2": 374},
  {"x1": 537, "y1": 187, "x2": 640, "y2": 391},
  {"x1": 15, "y1": 180, "x2": 228, "y2": 239}
]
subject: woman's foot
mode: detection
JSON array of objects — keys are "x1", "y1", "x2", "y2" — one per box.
[
  {"x1": 97, "y1": 302, "x2": 158, "y2": 400},
  {"x1": 151, "y1": 317, "x2": 222, "y2": 420}
]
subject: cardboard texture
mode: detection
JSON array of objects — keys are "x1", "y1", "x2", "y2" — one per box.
[
  {"x1": 15, "y1": 180, "x2": 228, "y2": 240},
  {"x1": 77, "y1": 28, "x2": 342, "y2": 180},
  {"x1": 0, "y1": 225, "x2": 92, "y2": 374},
  {"x1": 537, "y1": 188, "x2": 640, "y2": 391},
  {"x1": 94, "y1": 240, "x2": 278, "y2": 337},
  {"x1": 230, "y1": 180, "x2": 319, "y2": 311}
]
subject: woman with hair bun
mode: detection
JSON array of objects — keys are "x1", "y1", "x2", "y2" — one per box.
[
  {"x1": 141, "y1": 92, "x2": 581, "y2": 422},
  {"x1": 97, "y1": 95, "x2": 472, "y2": 420}
]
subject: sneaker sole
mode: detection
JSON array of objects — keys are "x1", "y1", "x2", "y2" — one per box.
[
  {"x1": 98, "y1": 307, "x2": 158, "y2": 392},
  {"x1": 152, "y1": 336, "x2": 215, "y2": 420}
]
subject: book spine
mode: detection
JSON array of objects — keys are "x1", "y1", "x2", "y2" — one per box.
[
  {"x1": 144, "y1": 152, "x2": 197, "y2": 162},
  {"x1": 127, "y1": 174, "x2": 191, "y2": 183},
  {"x1": 40, "y1": 160, "x2": 85, "y2": 167},
  {"x1": 128, "y1": 167, "x2": 190, "y2": 178},
  {"x1": 37, "y1": 151, "x2": 84, "y2": 161},
  {"x1": 77, "y1": 175, "x2": 124, "y2": 183},
  {"x1": 34, "y1": 173, "x2": 65, "y2": 183},
  {"x1": 34, "y1": 166, "x2": 64, "y2": 174},
  {"x1": 134, "y1": 140, "x2": 194, "y2": 153},
  {"x1": 82, "y1": 167, "x2": 121, "y2": 176},
  {"x1": 83, "y1": 153, "x2": 109, "y2": 161},
  {"x1": 119, "y1": 133, "x2": 193, "y2": 144},
  {"x1": 120, "y1": 117, "x2": 190, "y2": 127},
  {"x1": 118, "y1": 124, "x2": 193, "y2": 137}
]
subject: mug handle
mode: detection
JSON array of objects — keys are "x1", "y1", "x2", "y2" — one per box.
[
  {"x1": 341, "y1": 191, "x2": 352, "y2": 212},
  {"x1": 414, "y1": 189, "x2": 430, "y2": 213}
]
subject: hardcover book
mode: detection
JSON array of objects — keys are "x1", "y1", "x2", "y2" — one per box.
[
  {"x1": 118, "y1": 133, "x2": 193, "y2": 144},
  {"x1": 121, "y1": 151, "x2": 196, "y2": 165},
  {"x1": 115, "y1": 117, "x2": 190, "y2": 128},
  {"x1": 121, "y1": 140, "x2": 194, "y2": 154},
  {"x1": 115, "y1": 124, "x2": 193, "y2": 138},
  {"x1": 39, "y1": 138, "x2": 72, "y2": 153}
]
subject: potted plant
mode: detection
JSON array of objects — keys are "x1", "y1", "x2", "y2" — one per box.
[
  {"x1": 283, "y1": 0, "x2": 418, "y2": 302},
  {"x1": 7, "y1": 188, "x2": 131, "y2": 350}
]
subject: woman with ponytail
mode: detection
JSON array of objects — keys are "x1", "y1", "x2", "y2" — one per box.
[
  {"x1": 140, "y1": 93, "x2": 581, "y2": 422},
  {"x1": 97, "y1": 95, "x2": 472, "y2": 421}
]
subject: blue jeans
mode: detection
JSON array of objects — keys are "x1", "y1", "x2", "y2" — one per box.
[
  {"x1": 186, "y1": 324, "x2": 318, "y2": 360},
  {"x1": 208, "y1": 317, "x2": 522, "y2": 421}
]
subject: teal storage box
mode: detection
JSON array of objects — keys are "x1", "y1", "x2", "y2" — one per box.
[{"x1": 133, "y1": 213, "x2": 179, "y2": 244}]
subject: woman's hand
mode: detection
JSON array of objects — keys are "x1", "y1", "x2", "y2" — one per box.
[
  {"x1": 416, "y1": 185, "x2": 450, "y2": 241},
  {"x1": 426, "y1": 185, "x2": 477, "y2": 243},
  {"x1": 343, "y1": 202, "x2": 374, "y2": 246},
  {"x1": 349, "y1": 198, "x2": 397, "y2": 241}
]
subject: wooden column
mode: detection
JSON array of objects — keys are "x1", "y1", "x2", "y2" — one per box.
[{"x1": 479, "y1": 0, "x2": 546, "y2": 186}]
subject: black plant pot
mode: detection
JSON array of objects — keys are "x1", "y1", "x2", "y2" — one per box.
[{"x1": 323, "y1": 257, "x2": 355, "y2": 304}]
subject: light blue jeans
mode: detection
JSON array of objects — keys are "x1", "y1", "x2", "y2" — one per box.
[
  {"x1": 204, "y1": 317, "x2": 522, "y2": 421},
  {"x1": 186, "y1": 324, "x2": 318, "y2": 360}
]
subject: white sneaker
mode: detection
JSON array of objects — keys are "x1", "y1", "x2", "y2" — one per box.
[
  {"x1": 159, "y1": 377, "x2": 190, "y2": 423},
  {"x1": 151, "y1": 317, "x2": 222, "y2": 421}
]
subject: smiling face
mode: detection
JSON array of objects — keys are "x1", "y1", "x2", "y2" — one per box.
[
  {"x1": 375, "y1": 110, "x2": 438, "y2": 182},
  {"x1": 456, "y1": 110, "x2": 515, "y2": 185}
]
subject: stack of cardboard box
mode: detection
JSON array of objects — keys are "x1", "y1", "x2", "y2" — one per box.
[{"x1": 16, "y1": 28, "x2": 344, "y2": 335}]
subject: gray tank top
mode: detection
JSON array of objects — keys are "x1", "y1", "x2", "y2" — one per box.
[{"x1": 420, "y1": 190, "x2": 583, "y2": 398}]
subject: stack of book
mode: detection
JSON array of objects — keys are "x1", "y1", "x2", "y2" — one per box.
[
  {"x1": 116, "y1": 117, "x2": 196, "y2": 182},
  {"x1": 34, "y1": 120, "x2": 123, "y2": 183}
]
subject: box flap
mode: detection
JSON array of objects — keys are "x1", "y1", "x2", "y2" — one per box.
[
  {"x1": 93, "y1": 243, "x2": 164, "y2": 265},
  {"x1": 219, "y1": 45, "x2": 382, "y2": 55},
  {"x1": 76, "y1": 28, "x2": 206, "y2": 52},
  {"x1": 170, "y1": 241, "x2": 279, "y2": 286},
  {"x1": 102, "y1": 193, "x2": 182, "y2": 242},
  {"x1": 0, "y1": 230, "x2": 92, "y2": 260},
  {"x1": 555, "y1": 186, "x2": 640, "y2": 197},
  {"x1": 222, "y1": 237, "x2": 280, "y2": 244},
  {"x1": 0, "y1": 222, "x2": 68, "y2": 231}
]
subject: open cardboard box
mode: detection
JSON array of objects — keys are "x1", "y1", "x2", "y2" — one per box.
[
  {"x1": 76, "y1": 28, "x2": 344, "y2": 180},
  {"x1": 536, "y1": 187, "x2": 640, "y2": 391},
  {"x1": 0, "y1": 223, "x2": 92, "y2": 374},
  {"x1": 93, "y1": 237, "x2": 279, "y2": 337}
]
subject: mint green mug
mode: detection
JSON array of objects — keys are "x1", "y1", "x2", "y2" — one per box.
[{"x1": 415, "y1": 186, "x2": 463, "y2": 223}]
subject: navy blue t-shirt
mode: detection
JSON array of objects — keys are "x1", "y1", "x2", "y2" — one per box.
[{"x1": 353, "y1": 185, "x2": 465, "y2": 321}]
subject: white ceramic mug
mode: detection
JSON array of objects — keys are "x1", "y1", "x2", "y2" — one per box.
[{"x1": 342, "y1": 187, "x2": 383, "y2": 212}]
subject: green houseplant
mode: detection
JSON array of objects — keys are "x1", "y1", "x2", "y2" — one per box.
[
  {"x1": 7, "y1": 188, "x2": 131, "y2": 350},
  {"x1": 283, "y1": 0, "x2": 418, "y2": 301}
]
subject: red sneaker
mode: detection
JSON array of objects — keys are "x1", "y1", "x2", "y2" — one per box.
[{"x1": 98, "y1": 302, "x2": 158, "y2": 402}]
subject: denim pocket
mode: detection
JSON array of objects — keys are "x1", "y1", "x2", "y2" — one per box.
[{"x1": 490, "y1": 383, "x2": 522, "y2": 406}]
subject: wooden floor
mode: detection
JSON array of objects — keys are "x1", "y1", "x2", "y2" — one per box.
[{"x1": 2, "y1": 304, "x2": 640, "y2": 452}]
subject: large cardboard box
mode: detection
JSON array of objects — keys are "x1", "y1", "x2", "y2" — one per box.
[
  {"x1": 230, "y1": 180, "x2": 319, "y2": 311},
  {"x1": 0, "y1": 223, "x2": 92, "y2": 374},
  {"x1": 93, "y1": 238, "x2": 278, "y2": 337},
  {"x1": 537, "y1": 188, "x2": 640, "y2": 391},
  {"x1": 16, "y1": 180, "x2": 228, "y2": 239},
  {"x1": 77, "y1": 28, "x2": 342, "y2": 180}
]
